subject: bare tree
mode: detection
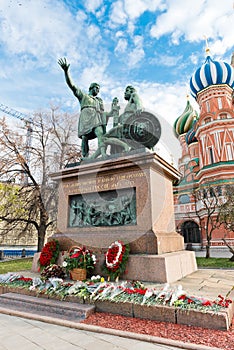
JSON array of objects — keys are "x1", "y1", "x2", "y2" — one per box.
[
  {"x1": 192, "y1": 187, "x2": 221, "y2": 258},
  {"x1": 219, "y1": 186, "x2": 234, "y2": 261},
  {"x1": 0, "y1": 107, "x2": 81, "y2": 251}
]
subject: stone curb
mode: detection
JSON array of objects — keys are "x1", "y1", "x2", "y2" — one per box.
[{"x1": 0, "y1": 307, "x2": 220, "y2": 350}]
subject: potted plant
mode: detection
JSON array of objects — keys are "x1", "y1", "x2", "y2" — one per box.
[{"x1": 63, "y1": 246, "x2": 96, "y2": 281}]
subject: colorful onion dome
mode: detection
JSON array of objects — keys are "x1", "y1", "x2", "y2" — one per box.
[
  {"x1": 190, "y1": 50, "x2": 234, "y2": 98},
  {"x1": 186, "y1": 121, "x2": 198, "y2": 145},
  {"x1": 174, "y1": 99, "x2": 199, "y2": 137}
]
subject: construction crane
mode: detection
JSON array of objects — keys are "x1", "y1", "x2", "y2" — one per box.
[{"x1": 0, "y1": 103, "x2": 35, "y2": 184}]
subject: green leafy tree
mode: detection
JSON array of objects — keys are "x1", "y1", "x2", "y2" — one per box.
[{"x1": 0, "y1": 107, "x2": 81, "y2": 251}]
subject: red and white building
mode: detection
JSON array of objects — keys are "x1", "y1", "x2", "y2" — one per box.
[{"x1": 173, "y1": 50, "x2": 234, "y2": 248}]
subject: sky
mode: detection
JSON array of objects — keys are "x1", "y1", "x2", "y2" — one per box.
[{"x1": 0, "y1": 0, "x2": 233, "y2": 164}]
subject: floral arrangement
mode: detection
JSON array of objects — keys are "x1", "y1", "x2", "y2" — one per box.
[
  {"x1": 0, "y1": 273, "x2": 232, "y2": 314},
  {"x1": 86, "y1": 282, "x2": 233, "y2": 312},
  {"x1": 41, "y1": 264, "x2": 65, "y2": 280},
  {"x1": 102, "y1": 240, "x2": 130, "y2": 281},
  {"x1": 63, "y1": 246, "x2": 96, "y2": 274},
  {"x1": 39, "y1": 240, "x2": 60, "y2": 270}
]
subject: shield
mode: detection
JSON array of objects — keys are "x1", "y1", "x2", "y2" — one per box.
[{"x1": 123, "y1": 111, "x2": 161, "y2": 149}]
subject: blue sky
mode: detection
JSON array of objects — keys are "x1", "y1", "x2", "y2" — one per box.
[{"x1": 0, "y1": 0, "x2": 233, "y2": 162}]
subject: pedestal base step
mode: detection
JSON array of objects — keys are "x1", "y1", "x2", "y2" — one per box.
[
  {"x1": 122, "y1": 250, "x2": 198, "y2": 283},
  {"x1": 0, "y1": 293, "x2": 95, "y2": 321}
]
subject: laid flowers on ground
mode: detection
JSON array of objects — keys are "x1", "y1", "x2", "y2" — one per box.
[
  {"x1": 0, "y1": 273, "x2": 232, "y2": 313},
  {"x1": 90, "y1": 275, "x2": 105, "y2": 283},
  {"x1": 41, "y1": 264, "x2": 66, "y2": 280}
]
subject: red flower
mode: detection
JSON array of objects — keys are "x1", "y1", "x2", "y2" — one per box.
[
  {"x1": 202, "y1": 300, "x2": 212, "y2": 306},
  {"x1": 17, "y1": 277, "x2": 32, "y2": 282},
  {"x1": 39, "y1": 240, "x2": 60, "y2": 268},
  {"x1": 70, "y1": 252, "x2": 81, "y2": 259}
]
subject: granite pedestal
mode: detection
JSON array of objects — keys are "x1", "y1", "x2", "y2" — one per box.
[{"x1": 50, "y1": 151, "x2": 197, "y2": 282}]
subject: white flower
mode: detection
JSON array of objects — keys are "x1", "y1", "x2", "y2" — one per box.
[
  {"x1": 91, "y1": 275, "x2": 101, "y2": 281},
  {"x1": 92, "y1": 254, "x2": 97, "y2": 262},
  {"x1": 62, "y1": 261, "x2": 68, "y2": 267}
]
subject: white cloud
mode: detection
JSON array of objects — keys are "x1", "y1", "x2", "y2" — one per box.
[
  {"x1": 87, "y1": 24, "x2": 101, "y2": 41},
  {"x1": 189, "y1": 53, "x2": 199, "y2": 65},
  {"x1": 128, "y1": 47, "x2": 145, "y2": 67},
  {"x1": 109, "y1": 1, "x2": 128, "y2": 26},
  {"x1": 84, "y1": 0, "x2": 103, "y2": 13},
  {"x1": 109, "y1": 0, "x2": 164, "y2": 34},
  {"x1": 115, "y1": 38, "x2": 128, "y2": 54},
  {"x1": 127, "y1": 35, "x2": 145, "y2": 67},
  {"x1": 0, "y1": 1, "x2": 109, "y2": 73},
  {"x1": 150, "y1": 53, "x2": 182, "y2": 67},
  {"x1": 123, "y1": 0, "x2": 164, "y2": 20},
  {"x1": 150, "y1": 0, "x2": 234, "y2": 54},
  {"x1": 0, "y1": 0, "x2": 78, "y2": 64},
  {"x1": 115, "y1": 31, "x2": 125, "y2": 38}
]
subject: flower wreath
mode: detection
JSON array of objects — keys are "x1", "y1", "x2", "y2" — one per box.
[
  {"x1": 39, "y1": 240, "x2": 60, "y2": 270},
  {"x1": 102, "y1": 240, "x2": 130, "y2": 281}
]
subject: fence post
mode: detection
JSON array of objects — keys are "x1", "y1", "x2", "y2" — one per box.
[{"x1": 21, "y1": 248, "x2": 26, "y2": 258}]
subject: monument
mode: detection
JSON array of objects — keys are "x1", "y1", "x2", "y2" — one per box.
[{"x1": 51, "y1": 58, "x2": 197, "y2": 283}]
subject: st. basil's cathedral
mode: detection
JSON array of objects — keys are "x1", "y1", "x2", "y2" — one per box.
[{"x1": 173, "y1": 47, "x2": 234, "y2": 249}]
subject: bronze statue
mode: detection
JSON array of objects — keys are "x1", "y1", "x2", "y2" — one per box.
[
  {"x1": 111, "y1": 97, "x2": 120, "y2": 127},
  {"x1": 120, "y1": 85, "x2": 143, "y2": 124},
  {"x1": 58, "y1": 58, "x2": 106, "y2": 158},
  {"x1": 59, "y1": 59, "x2": 161, "y2": 159}
]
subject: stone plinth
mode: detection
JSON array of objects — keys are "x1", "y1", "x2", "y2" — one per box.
[
  {"x1": 122, "y1": 251, "x2": 197, "y2": 283},
  {"x1": 93, "y1": 250, "x2": 197, "y2": 283},
  {"x1": 51, "y1": 151, "x2": 184, "y2": 254},
  {"x1": 50, "y1": 151, "x2": 197, "y2": 283}
]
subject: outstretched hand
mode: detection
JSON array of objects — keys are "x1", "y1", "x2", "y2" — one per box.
[{"x1": 58, "y1": 57, "x2": 70, "y2": 72}]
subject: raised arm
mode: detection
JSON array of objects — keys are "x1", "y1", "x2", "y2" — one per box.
[{"x1": 58, "y1": 57, "x2": 78, "y2": 95}]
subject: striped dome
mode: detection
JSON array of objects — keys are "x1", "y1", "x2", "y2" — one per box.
[
  {"x1": 174, "y1": 99, "x2": 199, "y2": 137},
  {"x1": 190, "y1": 54, "x2": 234, "y2": 98}
]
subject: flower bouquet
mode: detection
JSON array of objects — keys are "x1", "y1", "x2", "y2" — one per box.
[
  {"x1": 39, "y1": 240, "x2": 60, "y2": 271},
  {"x1": 63, "y1": 246, "x2": 96, "y2": 281},
  {"x1": 41, "y1": 264, "x2": 66, "y2": 280},
  {"x1": 102, "y1": 240, "x2": 130, "y2": 281}
]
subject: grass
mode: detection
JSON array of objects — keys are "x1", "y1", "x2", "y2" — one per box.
[
  {"x1": 0, "y1": 258, "x2": 33, "y2": 274},
  {"x1": 0, "y1": 257, "x2": 233, "y2": 275},
  {"x1": 196, "y1": 257, "x2": 234, "y2": 269}
]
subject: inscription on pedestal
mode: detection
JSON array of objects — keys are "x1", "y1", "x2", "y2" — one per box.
[{"x1": 63, "y1": 171, "x2": 145, "y2": 194}]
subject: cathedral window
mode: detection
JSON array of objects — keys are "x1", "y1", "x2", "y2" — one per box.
[
  {"x1": 217, "y1": 97, "x2": 222, "y2": 109},
  {"x1": 208, "y1": 147, "x2": 214, "y2": 164},
  {"x1": 206, "y1": 101, "x2": 210, "y2": 112},
  {"x1": 219, "y1": 113, "x2": 227, "y2": 119},
  {"x1": 204, "y1": 117, "x2": 212, "y2": 124},
  {"x1": 226, "y1": 144, "x2": 233, "y2": 160}
]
